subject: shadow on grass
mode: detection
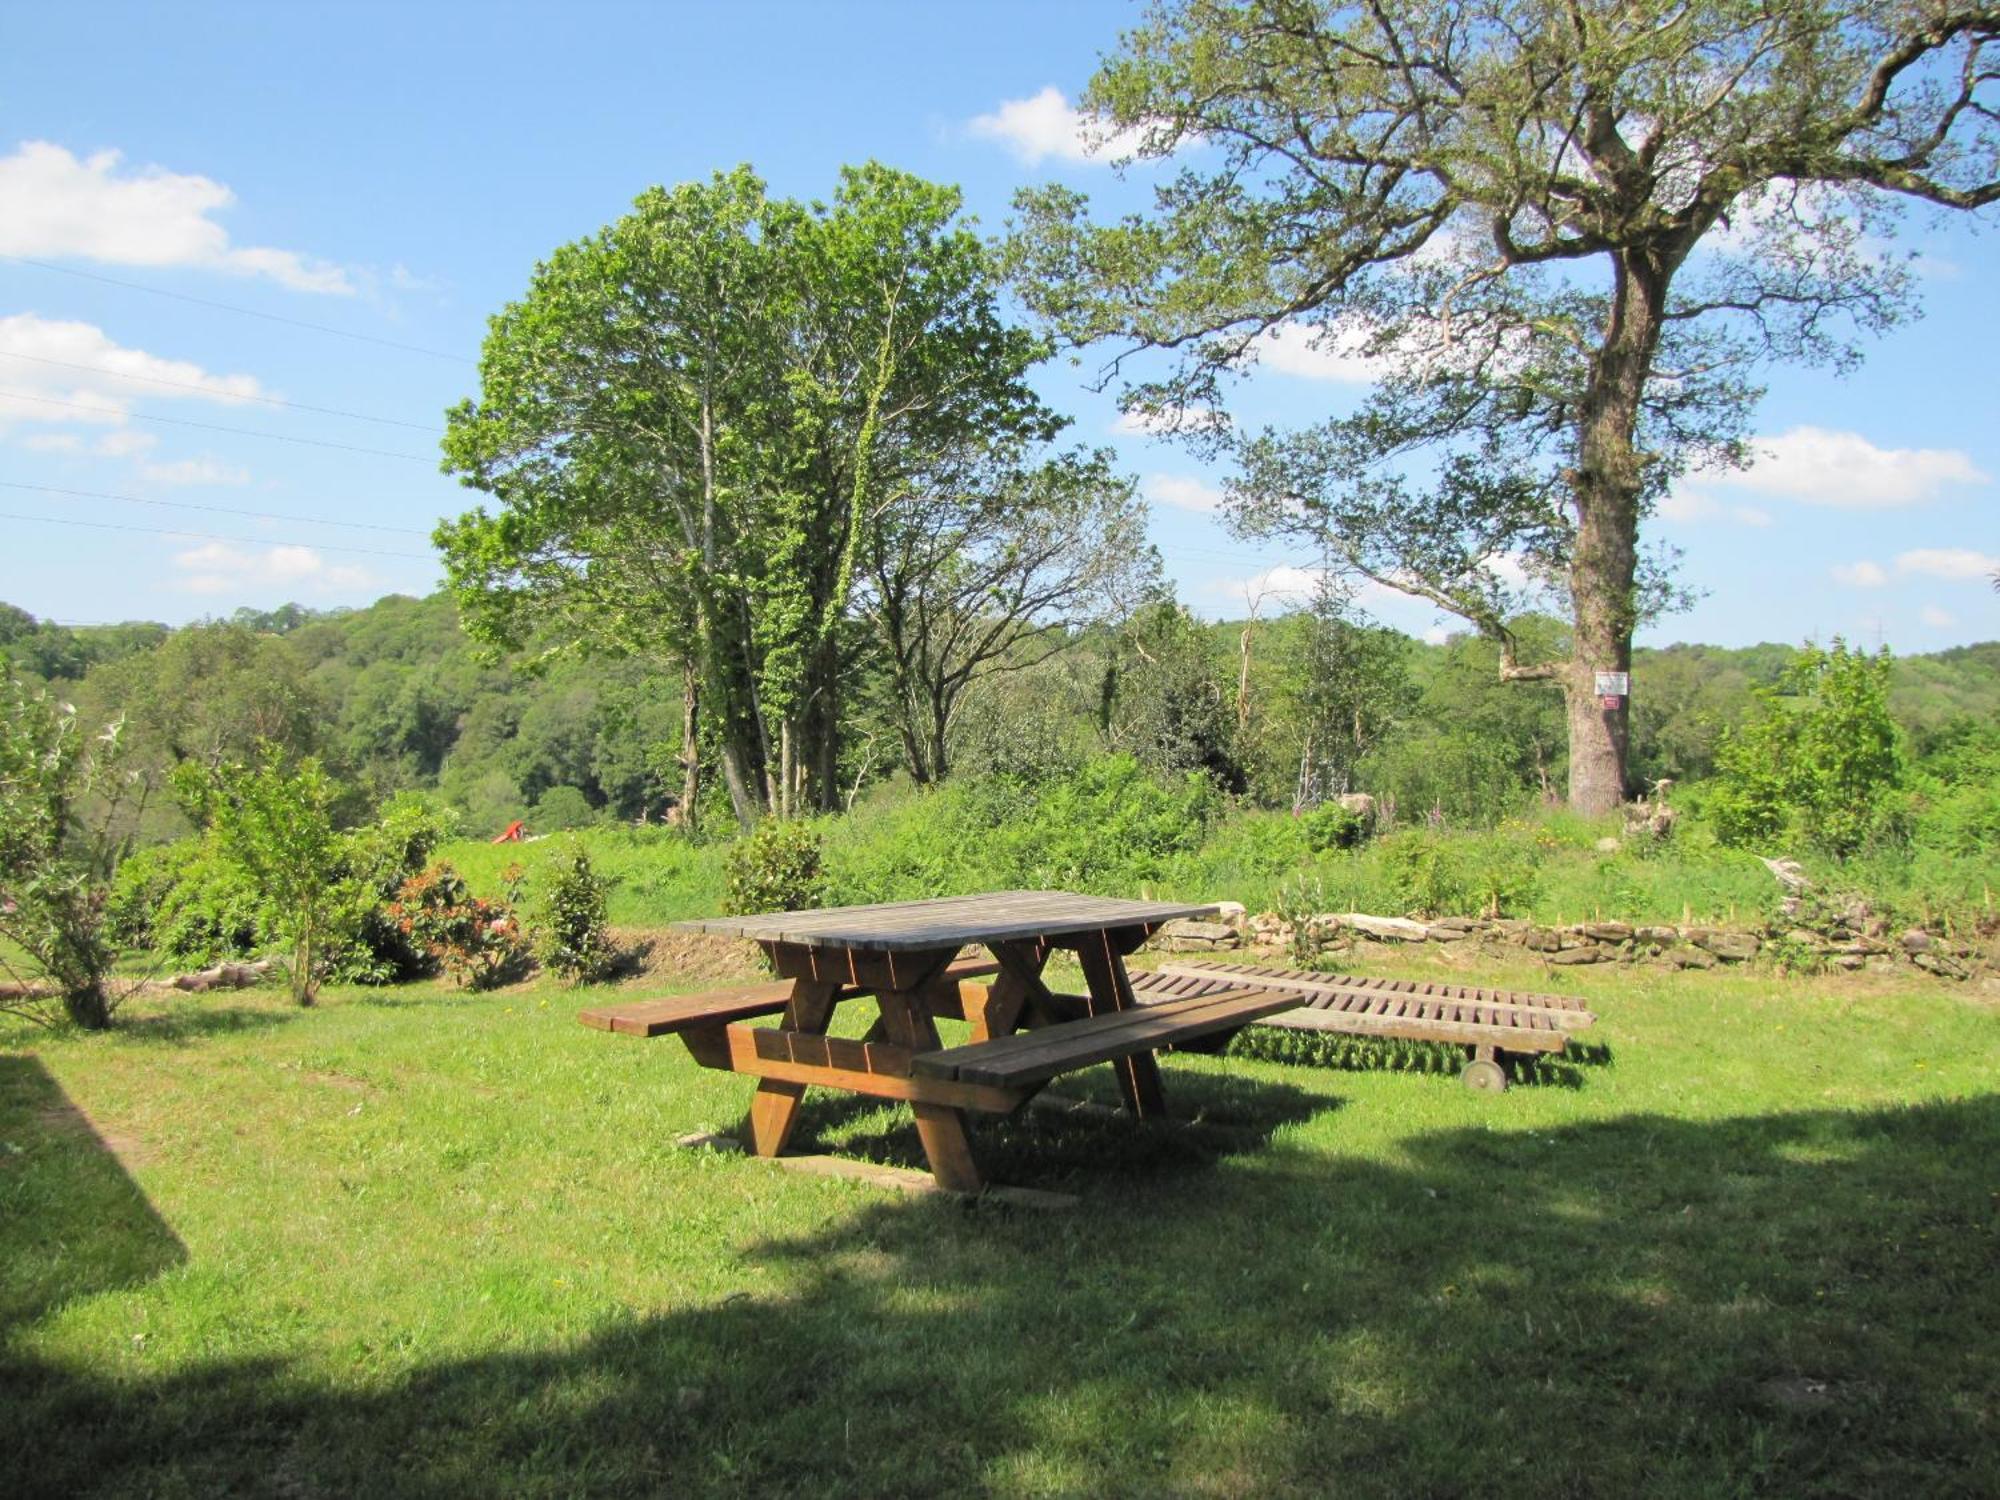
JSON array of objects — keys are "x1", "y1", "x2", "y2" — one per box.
[
  {"x1": 1229, "y1": 1026, "x2": 1616, "y2": 1089},
  {"x1": 0, "y1": 1055, "x2": 186, "y2": 1330},
  {"x1": 5, "y1": 1091, "x2": 1996, "y2": 1498},
  {"x1": 115, "y1": 1002, "x2": 303, "y2": 1045}
]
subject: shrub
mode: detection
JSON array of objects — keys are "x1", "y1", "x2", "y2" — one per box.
[
  {"x1": 0, "y1": 684, "x2": 128, "y2": 1028},
  {"x1": 1008, "y1": 755, "x2": 1221, "y2": 891},
  {"x1": 336, "y1": 792, "x2": 458, "y2": 983},
  {"x1": 173, "y1": 749, "x2": 363, "y2": 1006},
  {"x1": 1381, "y1": 826, "x2": 1541, "y2": 918},
  {"x1": 530, "y1": 839, "x2": 617, "y2": 984},
  {"x1": 724, "y1": 819, "x2": 828, "y2": 914},
  {"x1": 387, "y1": 861, "x2": 523, "y2": 989},
  {"x1": 105, "y1": 836, "x2": 263, "y2": 967},
  {"x1": 1708, "y1": 639, "x2": 1904, "y2": 858},
  {"x1": 1300, "y1": 802, "x2": 1365, "y2": 852},
  {"x1": 531, "y1": 785, "x2": 596, "y2": 832}
]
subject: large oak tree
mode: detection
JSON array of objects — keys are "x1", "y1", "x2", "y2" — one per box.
[{"x1": 1011, "y1": 0, "x2": 1999, "y2": 811}]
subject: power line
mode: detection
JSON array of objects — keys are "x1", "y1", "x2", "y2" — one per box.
[
  {"x1": 0, "y1": 510, "x2": 433, "y2": 560},
  {"x1": 0, "y1": 351, "x2": 443, "y2": 433},
  {"x1": 0, "y1": 254, "x2": 474, "y2": 364},
  {"x1": 0, "y1": 389, "x2": 434, "y2": 461},
  {"x1": 0, "y1": 480, "x2": 433, "y2": 536}
]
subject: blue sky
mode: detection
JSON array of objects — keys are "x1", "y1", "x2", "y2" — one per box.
[{"x1": 1, "y1": 0, "x2": 1994, "y2": 651}]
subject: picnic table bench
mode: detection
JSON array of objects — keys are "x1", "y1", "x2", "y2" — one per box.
[
  {"x1": 579, "y1": 892, "x2": 1307, "y2": 1192},
  {"x1": 1129, "y1": 959, "x2": 1598, "y2": 1091}
]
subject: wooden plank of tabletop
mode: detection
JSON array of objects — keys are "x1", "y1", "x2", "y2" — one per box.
[{"x1": 672, "y1": 890, "x2": 1220, "y2": 952}]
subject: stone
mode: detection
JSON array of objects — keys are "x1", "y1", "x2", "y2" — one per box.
[
  {"x1": 1548, "y1": 945, "x2": 1608, "y2": 965},
  {"x1": 1900, "y1": 929, "x2": 1933, "y2": 954},
  {"x1": 1340, "y1": 913, "x2": 1429, "y2": 942},
  {"x1": 1214, "y1": 901, "x2": 1248, "y2": 932},
  {"x1": 1157, "y1": 919, "x2": 1241, "y2": 952},
  {"x1": 1335, "y1": 792, "x2": 1378, "y2": 830},
  {"x1": 1635, "y1": 925, "x2": 1678, "y2": 944},
  {"x1": 1521, "y1": 927, "x2": 1561, "y2": 953},
  {"x1": 1691, "y1": 929, "x2": 1761, "y2": 962},
  {"x1": 1424, "y1": 925, "x2": 1472, "y2": 943},
  {"x1": 1832, "y1": 954, "x2": 1864, "y2": 972},
  {"x1": 1594, "y1": 836, "x2": 1622, "y2": 853},
  {"x1": 1673, "y1": 946, "x2": 1719, "y2": 970},
  {"x1": 1581, "y1": 921, "x2": 1634, "y2": 942},
  {"x1": 1783, "y1": 929, "x2": 1830, "y2": 951},
  {"x1": 1911, "y1": 950, "x2": 1969, "y2": 980}
]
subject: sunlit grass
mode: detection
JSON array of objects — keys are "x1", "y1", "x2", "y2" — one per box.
[{"x1": 4, "y1": 948, "x2": 1995, "y2": 1496}]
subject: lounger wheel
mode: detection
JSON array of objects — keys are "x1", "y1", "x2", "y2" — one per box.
[{"x1": 1460, "y1": 1055, "x2": 1508, "y2": 1093}]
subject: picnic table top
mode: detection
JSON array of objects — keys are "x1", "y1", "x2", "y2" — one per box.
[{"x1": 672, "y1": 890, "x2": 1219, "y2": 952}]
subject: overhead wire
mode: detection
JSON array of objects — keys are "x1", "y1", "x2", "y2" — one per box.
[
  {"x1": 0, "y1": 510, "x2": 433, "y2": 561},
  {"x1": 0, "y1": 389, "x2": 434, "y2": 461},
  {"x1": 0, "y1": 253, "x2": 473, "y2": 364},
  {"x1": 0, "y1": 350, "x2": 443, "y2": 432},
  {"x1": 0, "y1": 480, "x2": 434, "y2": 536}
]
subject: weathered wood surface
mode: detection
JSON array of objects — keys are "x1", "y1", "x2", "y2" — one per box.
[
  {"x1": 673, "y1": 890, "x2": 1218, "y2": 952},
  {"x1": 912, "y1": 984, "x2": 1304, "y2": 1089},
  {"x1": 577, "y1": 956, "x2": 999, "y2": 1037},
  {"x1": 1137, "y1": 962, "x2": 1596, "y2": 1054}
]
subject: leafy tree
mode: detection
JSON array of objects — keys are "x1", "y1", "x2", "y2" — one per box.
[
  {"x1": 1011, "y1": 0, "x2": 2000, "y2": 812},
  {"x1": 529, "y1": 839, "x2": 617, "y2": 984},
  {"x1": 1708, "y1": 639, "x2": 1903, "y2": 857},
  {"x1": 0, "y1": 685, "x2": 133, "y2": 1029},
  {"x1": 862, "y1": 442, "x2": 1158, "y2": 783},
  {"x1": 1285, "y1": 603, "x2": 1418, "y2": 805},
  {"x1": 439, "y1": 164, "x2": 1058, "y2": 827},
  {"x1": 176, "y1": 749, "x2": 362, "y2": 1005},
  {"x1": 1102, "y1": 599, "x2": 1247, "y2": 790}
]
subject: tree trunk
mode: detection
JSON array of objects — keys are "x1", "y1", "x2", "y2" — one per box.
[
  {"x1": 62, "y1": 983, "x2": 112, "y2": 1031},
  {"x1": 1563, "y1": 250, "x2": 1663, "y2": 814},
  {"x1": 678, "y1": 658, "x2": 701, "y2": 831}
]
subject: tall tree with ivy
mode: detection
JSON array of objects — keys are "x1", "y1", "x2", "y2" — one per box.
[
  {"x1": 440, "y1": 165, "x2": 1058, "y2": 827},
  {"x1": 1011, "y1": 0, "x2": 2000, "y2": 812}
]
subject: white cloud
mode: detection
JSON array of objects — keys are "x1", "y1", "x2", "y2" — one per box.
[
  {"x1": 1143, "y1": 473, "x2": 1224, "y2": 513},
  {"x1": 172, "y1": 540, "x2": 370, "y2": 596},
  {"x1": 1208, "y1": 564, "x2": 1325, "y2": 611},
  {"x1": 140, "y1": 455, "x2": 249, "y2": 487},
  {"x1": 94, "y1": 429, "x2": 157, "y2": 458},
  {"x1": 1831, "y1": 560, "x2": 1888, "y2": 587},
  {"x1": 1112, "y1": 404, "x2": 1230, "y2": 437},
  {"x1": 1249, "y1": 319, "x2": 1385, "y2": 384},
  {"x1": 1422, "y1": 625, "x2": 1451, "y2": 645},
  {"x1": 1920, "y1": 606, "x2": 1955, "y2": 628},
  {"x1": 966, "y1": 86, "x2": 1151, "y2": 165},
  {"x1": 0, "y1": 141, "x2": 353, "y2": 294},
  {"x1": 1659, "y1": 491, "x2": 1777, "y2": 526},
  {"x1": 20, "y1": 431, "x2": 81, "y2": 453},
  {"x1": 1895, "y1": 547, "x2": 1999, "y2": 581},
  {"x1": 1702, "y1": 426, "x2": 1987, "y2": 509},
  {"x1": 0, "y1": 313, "x2": 267, "y2": 425}
]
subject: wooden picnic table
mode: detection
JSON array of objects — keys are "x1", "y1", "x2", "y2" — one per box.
[{"x1": 620, "y1": 891, "x2": 1297, "y2": 1193}]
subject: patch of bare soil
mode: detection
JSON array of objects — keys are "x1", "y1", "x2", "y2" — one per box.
[{"x1": 606, "y1": 928, "x2": 765, "y2": 986}]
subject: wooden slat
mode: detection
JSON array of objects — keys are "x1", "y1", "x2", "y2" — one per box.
[
  {"x1": 911, "y1": 986, "x2": 1304, "y2": 1089},
  {"x1": 721, "y1": 1024, "x2": 1027, "y2": 1113},
  {"x1": 673, "y1": 890, "x2": 1219, "y2": 952},
  {"x1": 1156, "y1": 960, "x2": 1596, "y2": 1027},
  {"x1": 577, "y1": 956, "x2": 998, "y2": 1038}
]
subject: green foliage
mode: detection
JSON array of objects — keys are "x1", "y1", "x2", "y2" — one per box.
[
  {"x1": 104, "y1": 836, "x2": 262, "y2": 968},
  {"x1": 0, "y1": 684, "x2": 130, "y2": 1028},
  {"x1": 336, "y1": 792, "x2": 460, "y2": 984},
  {"x1": 386, "y1": 862, "x2": 523, "y2": 990},
  {"x1": 724, "y1": 819, "x2": 829, "y2": 916},
  {"x1": 1299, "y1": 802, "x2": 1364, "y2": 853},
  {"x1": 530, "y1": 785, "x2": 596, "y2": 832},
  {"x1": 1708, "y1": 640, "x2": 1906, "y2": 858},
  {"x1": 529, "y1": 839, "x2": 617, "y2": 985},
  {"x1": 175, "y1": 748, "x2": 363, "y2": 1006},
  {"x1": 1380, "y1": 826, "x2": 1542, "y2": 919}
]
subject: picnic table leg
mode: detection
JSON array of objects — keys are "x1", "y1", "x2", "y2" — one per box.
[
  {"x1": 743, "y1": 976, "x2": 840, "y2": 1159},
  {"x1": 874, "y1": 982, "x2": 984, "y2": 1193},
  {"x1": 1076, "y1": 929, "x2": 1167, "y2": 1120}
]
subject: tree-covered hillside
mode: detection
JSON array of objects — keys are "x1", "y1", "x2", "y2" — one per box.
[{"x1": 5, "y1": 592, "x2": 1994, "y2": 848}]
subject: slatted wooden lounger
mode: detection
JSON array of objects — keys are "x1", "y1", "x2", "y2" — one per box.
[{"x1": 1127, "y1": 959, "x2": 1597, "y2": 1092}]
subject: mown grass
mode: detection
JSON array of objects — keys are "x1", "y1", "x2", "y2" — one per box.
[{"x1": 4, "y1": 949, "x2": 1996, "y2": 1497}]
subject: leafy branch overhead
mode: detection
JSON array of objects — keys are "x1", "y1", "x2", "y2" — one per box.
[{"x1": 1010, "y1": 0, "x2": 1999, "y2": 810}]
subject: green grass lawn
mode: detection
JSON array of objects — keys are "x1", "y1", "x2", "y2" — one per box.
[{"x1": 3, "y1": 950, "x2": 1996, "y2": 1498}]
